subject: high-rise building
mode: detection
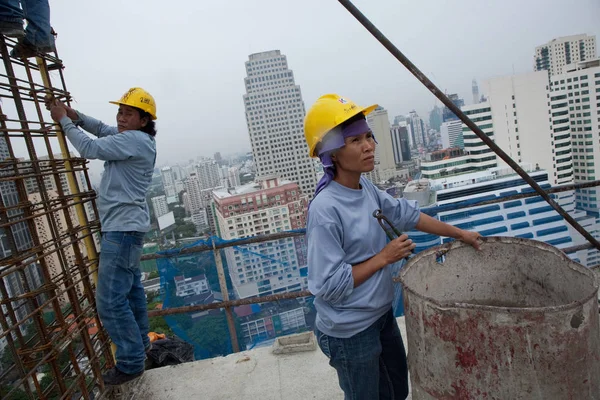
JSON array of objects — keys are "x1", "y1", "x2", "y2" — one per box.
[
  {"x1": 393, "y1": 115, "x2": 408, "y2": 126},
  {"x1": 182, "y1": 192, "x2": 191, "y2": 215},
  {"x1": 390, "y1": 122, "x2": 411, "y2": 164},
  {"x1": 184, "y1": 172, "x2": 204, "y2": 214},
  {"x1": 534, "y1": 34, "x2": 597, "y2": 76},
  {"x1": 212, "y1": 177, "x2": 308, "y2": 298},
  {"x1": 442, "y1": 94, "x2": 465, "y2": 122},
  {"x1": 171, "y1": 165, "x2": 186, "y2": 181},
  {"x1": 243, "y1": 50, "x2": 317, "y2": 197},
  {"x1": 191, "y1": 209, "x2": 209, "y2": 231},
  {"x1": 217, "y1": 166, "x2": 241, "y2": 189},
  {"x1": 482, "y1": 71, "x2": 573, "y2": 185},
  {"x1": 460, "y1": 103, "x2": 498, "y2": 171},
  {"x1": 549, "y1": 58, "x2": 600, "y2": 214},
  {"x1": 196, "y1": 160, "x2": 220, "y2": 190},
  {"x1": 228, "y1": 167, "x2": 241, "y2": 188},
  {"x1": 160, "y1": 166, "x2": 177, "y2": 197},
  {"x1": 428, "y1": 106, "x2": 443, "y2": 132},
  {"x1": 0, "y1": 136, "x2": 43, "y2": 328},
  {"x1": 366, "y1": 106, "x2": 397, "y2": 182},
  {"x1": 151, "y1": 195, "x2": 169, "y2": 218},
  {"x1": 218, "y1": 166, "x2": 230, "y2": 189},
  {"x1": 440, "y1": 119, "x2": 464, "y2": 149},
  {"x1": 368, "y1": 107, "x2": 395, "y2": 170},
  {"x1": 472, "y1": 79, "x2": 480, "y2": 105},
  {"x1": 29, "y1": 191, "x2": 87, "y2": 306},
  {"x1": 407, "y1": 110, "x2": 426, "y2": 148}
]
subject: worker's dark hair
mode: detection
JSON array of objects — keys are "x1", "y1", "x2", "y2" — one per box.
[{"x1": 137, "y1": 109, "x2": 157, "y2": 137}]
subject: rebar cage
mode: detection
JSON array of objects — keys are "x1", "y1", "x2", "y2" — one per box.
[{"x1": 0, "y1": 36, "x2": 112, "y2": 399}]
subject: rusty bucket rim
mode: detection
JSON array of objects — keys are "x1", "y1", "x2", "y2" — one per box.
[{"x1": 399, "y1": 236, "x2": 599, "y2": 314}]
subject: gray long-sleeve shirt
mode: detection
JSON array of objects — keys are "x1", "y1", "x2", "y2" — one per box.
[
  {"x1": 59, "y1": 112, "x2": 156, "y2": 232},
  {"x1": 307, "y1": 177, "x2": 420, "y2": 338}
]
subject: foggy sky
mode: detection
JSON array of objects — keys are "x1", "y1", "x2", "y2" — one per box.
[{"x1": 48, "y1": 0, "x2": 600, "y2": 177}]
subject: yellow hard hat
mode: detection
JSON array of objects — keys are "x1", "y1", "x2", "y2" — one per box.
[
  {"x1": 304, "y1": 94, "x2": 377, "y2": 158},
  {"x1": 109, "y1": 87, "x2": 157, "y2": 120}
]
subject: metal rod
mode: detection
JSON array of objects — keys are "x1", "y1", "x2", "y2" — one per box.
[
  {"x1": 149, "y1": 290, "x2": 312, "y2": 317},
  {"x1": 141, "y1": 230, "x2": 306, "y2": 260},
  {"x1": 336, "y1": 0, "x2": 600, "y2": 251}
]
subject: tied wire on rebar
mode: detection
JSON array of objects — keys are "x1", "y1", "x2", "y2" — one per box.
[{"x1": 335, "y1": 0, "x2": 600, "y2": 252}]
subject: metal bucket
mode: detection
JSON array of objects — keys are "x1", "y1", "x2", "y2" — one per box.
[{"x1": 400, "y1": 237, "x2": 600, "y2": 399}]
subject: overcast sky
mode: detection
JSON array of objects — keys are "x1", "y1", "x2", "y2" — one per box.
[{"x1": 48, "y1": 0, "x2": 600, "y2": 175}]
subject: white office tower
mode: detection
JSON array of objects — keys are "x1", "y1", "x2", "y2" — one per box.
[
  {"x1": 365, "y1": 106, "x2": 397, "y2": 183},
  {"x1": 550, "y1": 59, "x2": 600, "y2": 211},
  {"x1": 549, "y1": 58, "x2": 600, "y2": 265},
  {"x1": 534, "y1": 34, "x2": 597, "y2": 76},
  {"x1": 243, "y1": 50, "x2": 317, "y2": 197},
  {"x1": 460, "y1": 103, "x2": 498, "y2": 171},
  {"x1": 480, "y1": 71, "x2": 573, "y2": 186}
]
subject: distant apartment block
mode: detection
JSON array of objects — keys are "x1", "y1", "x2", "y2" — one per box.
[
  {"x1": 534, "y1": 34, "x2": 597, "y2": 76},
  {"x1": 151, "y1": 195, "x2": 169, "y2": 218},
  {"x1": 213, "y1": 177, "x2": 308, "y2": 298},
  {"x1": 175, "y1": 274, "x2": 210, "y2": 297},
  {"x1": 29, "y1": 191, "x2": 86, "y2": 306}
]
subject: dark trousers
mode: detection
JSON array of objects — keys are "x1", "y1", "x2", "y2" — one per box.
[{"x1": 316, "y1": 308, "x2": 409, "y2": 400}]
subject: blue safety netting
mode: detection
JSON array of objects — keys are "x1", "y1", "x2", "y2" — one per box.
[{"x1": 152, "y1": 232, "x2": 320, "y2": 360}]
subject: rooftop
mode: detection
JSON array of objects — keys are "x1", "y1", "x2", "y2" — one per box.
[
  {"x1": 431, "y1": 164, "x2": 541, "y2": 192},
  {"x1": 115, "y1": 318, "x2": 412, "y2": 400},
  {"x1": 212, "y1": 177, "x2": 295, "y2": 199}
]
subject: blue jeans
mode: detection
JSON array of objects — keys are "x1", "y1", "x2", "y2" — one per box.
[
  {"x1": 97, "y1": 231, "x2": 149, "y2": 375},
  {"x1": 0, "y1": 0, "x2": 54, "y2": 47},
  {"x1": 316, "y1": 308, "x2": 409, "y2": 400}
]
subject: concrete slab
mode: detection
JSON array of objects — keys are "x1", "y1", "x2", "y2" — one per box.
[{"x1": 113, "y1": 317, "x2": 410, "y2": 400}]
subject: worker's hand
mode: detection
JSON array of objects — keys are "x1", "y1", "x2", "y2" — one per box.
[
  {"x1": 49, "y1": 99, "x2": 67, "y2": 122},
  {"x1": 45, "y1": 97, "x2": 77, "y2": 120},
  {"x1": 378, "y1": 234, "x2": 416, "y2": 265},
  {"x1": 458, "y1": 230, "x2": 482, "y2": 250}
]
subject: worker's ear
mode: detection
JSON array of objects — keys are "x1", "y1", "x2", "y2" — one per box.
[
  {"x1": 330, "y1": 150, "x2": 338, "y2": 162},
  {"x1": 140, "y1": 115, "x2": 149, "y2": 128}
]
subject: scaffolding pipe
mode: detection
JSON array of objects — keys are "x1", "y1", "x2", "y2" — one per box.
[
  {"x1": 212, "y1": 243, "x2": 240, "y2": 353},
  {"x1": 149, "y1": 290, "x2": 312, "y2": 317},
  {"x1": 35, "y1": 56, "x2": 100, "y2": 286},
  {"x1": 336, "y1": 0, "x2": 600, "y2": 252}
]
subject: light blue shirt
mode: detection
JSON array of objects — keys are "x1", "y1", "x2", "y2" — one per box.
[
  {"x1": 59, "y1": 112, "x2": 156, "y2": 232},
  {"x1": 307, "y1": 176, "x2": 421, "y2": 338}
]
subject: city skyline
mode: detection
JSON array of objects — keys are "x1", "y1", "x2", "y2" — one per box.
[{"x1": 27, "y1": 0, "x2": 599, "y2": 176}]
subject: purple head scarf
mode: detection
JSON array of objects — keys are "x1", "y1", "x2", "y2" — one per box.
[{"x1": 312, "y1": 118, "x2": 375, "y2": 199}]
